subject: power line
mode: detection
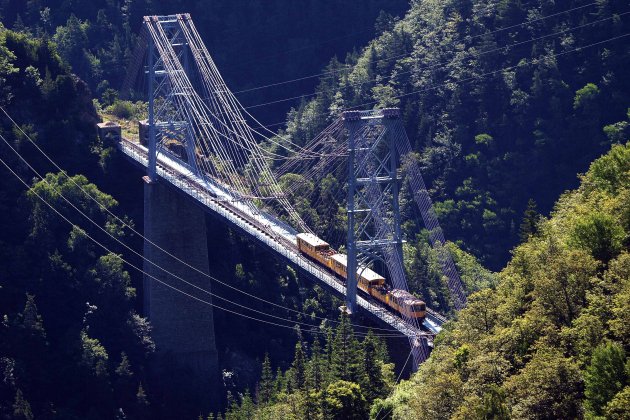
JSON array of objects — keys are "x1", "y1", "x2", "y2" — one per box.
[
  {"x1": 0, "y1": 149, "x2": 404, "y2": 338},
  {"x1": 230, "y1": 2, "x2": 599, "y2": 97},
  {"x1": 0, "y1": 107, "x2": 402, "y2": 334},
  {"x1": 259, "y1": 29, "x2": 630, "y2": 130},
  {"x1": 237, "y1": 8, "x2": 624, "y2": 113}
]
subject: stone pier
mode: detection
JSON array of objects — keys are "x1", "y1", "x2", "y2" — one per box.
[{"x1": 142, "y1": 177, "x2": 219, "y2": 401}]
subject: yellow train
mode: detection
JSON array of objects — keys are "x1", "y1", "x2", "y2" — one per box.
[{"x1": 296, "y1": 233, "x2": 426, "y2": 319}]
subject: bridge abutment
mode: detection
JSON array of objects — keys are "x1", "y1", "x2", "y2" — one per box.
[{"x1": 142, "y1": 178, "x2": 219, "y2": 403}]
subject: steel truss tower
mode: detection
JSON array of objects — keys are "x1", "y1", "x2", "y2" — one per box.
[
  {"x1": 145, "y1": 15, "x2": 197, "y2": 182},
  {"x1": 343, "y1": 108, "x2": 430, "y2": 368},
  {"x1": 343, "y1": 108, "x2": 406, "y2": 314}
]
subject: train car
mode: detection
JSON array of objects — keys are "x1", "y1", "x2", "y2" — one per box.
[
  {"x1": 386, "y1": 289, "x2": 426, "y2": 319},
  {"x1": 296, "y1": 232, "x2": 426, "y2": 320},
  {"x1": 328, "y1": 253, "x2": 385, "y2": 292},
  {"x1": 296, "y1": 233, "x2": 335, "y2": 266},
  {"x1": 369, "y1": 285, "x2": 389, "y2": 305}
]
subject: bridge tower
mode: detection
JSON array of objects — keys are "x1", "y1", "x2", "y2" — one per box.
[
  {"x1": 141, "y1": 15, "x2": 219, "y2": 405},
  {"x1": 343, "y1": 108, "x2": 404, "y2": 314},
  {"x1": 343, "y1": 108, "x2": 430, "y2": 368}
]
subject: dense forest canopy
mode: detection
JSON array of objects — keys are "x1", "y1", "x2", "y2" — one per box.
[
  {"x1": 0, "y1": 0, "x2": 629, "y2": 418},
  {"x1": 379, "y1": 140, "x2": 630, "y2": 419},
  {"x1": 277, "y1": 0, "x2": 630, "y2": 270},
  {"x1": 0, "y1": 0, "x2": 409, "y2": 123}
]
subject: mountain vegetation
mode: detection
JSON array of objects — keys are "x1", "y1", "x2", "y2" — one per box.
[
  {"x1": 0, "y1": 0, "x2": 629, "y2": 418},
  {"x1": 223, "y1": 315, "x2": 395, "y2": 420},
  {"x1": 0, "y1": 0, "x2": 408, "y2": 122},
  {"x1": 275, "y1": 0, "x2": 630, "y2": 271},
  {"x1": 378, "y1": 140, "x2": 630, "y2": 419}
]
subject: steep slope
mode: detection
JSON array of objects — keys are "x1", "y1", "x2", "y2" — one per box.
[
  {"x1": 277, "y1": 0, "x2": 630, "y2": 269},
  {"x1": 378, "y1": 141, "x2": 630, "y2": 419}
]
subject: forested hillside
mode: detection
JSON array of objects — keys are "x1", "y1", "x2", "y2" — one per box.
[
  {"x1": 277, "y1": 0, "x2": 630, "y2": 270},
  {"x1": 0, "y1": 30, "x2": 158, "y2": 418},
  {"x1": 1, "y1": 0, "x2": 629, "y2": 418},
  {"x1": 0, "y1": 0, "x2": 408, "y2": 123},
  {"x1": 379, "y1": 140, "x2": 630, "y2": 419}
]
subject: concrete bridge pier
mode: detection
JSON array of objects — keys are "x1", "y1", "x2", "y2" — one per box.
[{"x1": 142, "y1": 177, "x2": 219, "y2": 403}]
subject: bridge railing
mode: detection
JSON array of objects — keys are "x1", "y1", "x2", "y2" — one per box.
[{"x1": 119, "y1": 138, "x2": 432, "y2": 340}]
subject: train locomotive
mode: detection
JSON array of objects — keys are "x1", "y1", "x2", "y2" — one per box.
[{"x1": 296, "y1": 233, "x2": 426, "y2": 319}]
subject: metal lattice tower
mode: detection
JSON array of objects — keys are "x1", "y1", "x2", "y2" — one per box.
[
  {"x1": 145, "y1": 15, "x2": 197, "y2": 182},
  {"x1": 343, "y1": 108, "x2": 404, "y2": 313},
  {"x1": 343, "y1": 108, "x2": 432, "y2": 368}
]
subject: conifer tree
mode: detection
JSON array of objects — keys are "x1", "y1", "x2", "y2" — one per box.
[
  {"x1": 361, "y1": 330, "x2": 386, "y2": 401},
  {"x1": 331, "y1": 313, "x2": 362, "y2": 383},
  {"x1": 291, "y1": 342, "x2": 306, "y2": 390},
  {"x1": 258, "y1": 353, "x2": 274, "y2": 405},
  {"x1": 12, "y1": 389, "x2": 34, "y2": 420},
  {"x1": 519, "y1": 199, "x2": 539, "y2": 242},
  {"x1": 273, "y1": 367, "x2": 285, "y2": 395},
  {"x1": 306, "y1": 336, "x2": 325, "y2": 390},
  {"x1": 134, "y1": 383, "x2": 149, "y2": 418}
]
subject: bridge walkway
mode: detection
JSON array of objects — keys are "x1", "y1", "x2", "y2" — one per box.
[{"x1": 117, "y1": 138, "x2": 443, "y2": 341}]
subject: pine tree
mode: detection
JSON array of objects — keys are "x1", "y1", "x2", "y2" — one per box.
[
  {"x1": 239, "y1": 390, "x2": 255, "y2": 419},
  {"x1": 306, "y1": 336, "x2": 325, "y2": 390},
  {"x1": 258, "y1": 353, "x2": 274, "y2": 405},
  {"x1": 134, "y1": 383, "x2": 149, "y2": 418},
  {"x1": 330, "y1": 313, "x2": 362, "y2": 383},
  {"x1": 324, "y1": 327, "x2": 334, "y2": 366},
  {"x1": 273, "y1": 367, "x2": 285, "y2": 394},
  {"x1": 115, "y1": 352, "x2": 132, "y2": 378},
  {"x1": 291, "y1": 342, "x2": 306, "y2": 390},
  {"x1": 519, "y1": 199, "x2": 539, "y2": 242},
  {"x1": 114, "y1": 352, "x2": 134, "y2": 408},
  {"x1": 21, "y1": 294, "x2": 46, "y2": 338},
  {"x1": 361, "y1": 330, "x2": 386, "y2": 402},
  {"x1": 304, "y1": 389, "x2": 321, "y2": 420},
  {"x1": 13, "y1": 389, "x2": 34, "y2": 420}
]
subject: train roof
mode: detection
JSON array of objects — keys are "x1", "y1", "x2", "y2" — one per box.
[
  {"x1": 296, "y1": 233, "x2": 329, "y2": 248},
  {"x1": 390, "y1": 289, "x2": 425, "y2": 306},
  {"x1": 330, "y1": 254, "x2": 385, "y2": 282},
  {"x1": 360, "y1": 266, "x2": 386, "y2": 282},
  {"x1": 330, "y1": 253, "x2": 347, "y2": 265}
]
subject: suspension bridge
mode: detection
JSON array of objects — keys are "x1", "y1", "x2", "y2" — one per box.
[{"x1": 111, "y1": 14, "x2": 467, "y2": 371}]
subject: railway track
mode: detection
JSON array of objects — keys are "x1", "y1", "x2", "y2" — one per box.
[{"x1": 117, "y1": 138, "x2": 440, "y2": 340}]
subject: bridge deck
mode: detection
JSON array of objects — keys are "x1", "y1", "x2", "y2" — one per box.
[{"x1": 117, "y1": 138, "x2": 442, "y2": 340}]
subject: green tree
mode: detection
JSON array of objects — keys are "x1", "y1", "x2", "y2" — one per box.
[
  {"x1": 258, "y1": 353, "x2": 274, "y2": 404},
  {"x1": 306, "y1": 336, "x2": 326, "y2": 391},
  {"x1": 291, "y1": 342, "x2": 306, "y2": 391},
  {"x1": 331, "y1": 313, "x2": 363, "y2": 383},
  {"x1": 361, "y1": 330, "x2": 386, "y2": 401},
  {"x1": 570, "y1": 212, "x2": 626, "y2": 263},
  {"x1": 573, "y1": 83, "x2": 600, "y2": 110},
  {"x1": 519, "y1": 198, "x2": 539, "y2": 242},
  {"x1": 478, "y1": 386, "x2": 509, "y2": 420},
  {"x1": 585, "y1": 341, "x2": 628, "y2": 416},
  {"x1": 12, "y1": 389, "x2": 33, "y2": 420},
  {"x1": 506, "y1": 347, "x2": 583, "y2": 419},
  {"x1": 323, "y1": 380, "x2": 367, "y2": 420},
  {"x1": 605, "y1": 386, "x2": 630, "y2": 419}
]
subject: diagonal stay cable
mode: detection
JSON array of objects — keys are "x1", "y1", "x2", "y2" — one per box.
[{"x1": 1, "y1": 108, "x2": 401, "y2": 333}]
